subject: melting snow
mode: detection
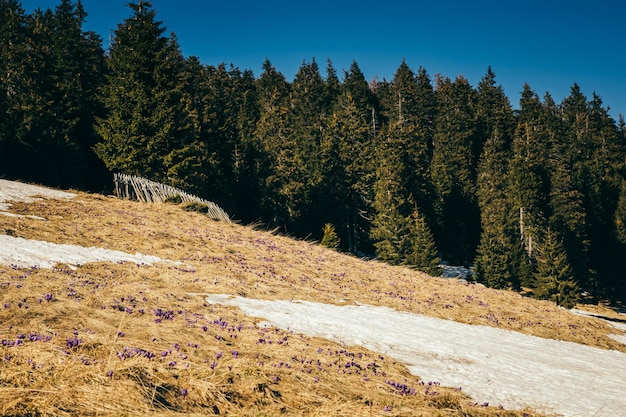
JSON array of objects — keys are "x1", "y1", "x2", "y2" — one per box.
[
  {"x1": 0, "y1": 178, "x2": 75, "y2": 213},
  {"x1": 0, "y1": 234, "x2": 167, "y2": 269},
  {"x1": 206, "y1": 294, "x2": 626, "y2": 417}
]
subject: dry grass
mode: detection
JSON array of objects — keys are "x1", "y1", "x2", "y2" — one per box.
[{"x1": 1, "y1": 189, "x2": 623, "y2": 416}]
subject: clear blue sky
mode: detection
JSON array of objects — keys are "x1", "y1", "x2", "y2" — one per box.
[{"x1": 20, "y1": 0, "x2": 626, "y2": 120}]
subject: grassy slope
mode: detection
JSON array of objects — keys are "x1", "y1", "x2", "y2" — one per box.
[{"x1": 1, "y1": 190, "x2": 622, "y2": 416}]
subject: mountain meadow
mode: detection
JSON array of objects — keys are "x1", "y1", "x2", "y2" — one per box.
[{"x1": 1, "y1": 181, "x2": 625, "y2": 416}]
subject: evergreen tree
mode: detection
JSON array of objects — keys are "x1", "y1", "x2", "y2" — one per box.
[
  {"x1": 288, "y1": 58, "x2": 327, "y2": 235},
  {"x1": 342, "y1": 60, "x2": 373, "y2": 113},
  {"x1": 431, "y1": 75, "x2": 481, "y2": 264},
  {"x1": 580, "y1": 93, "x2": 623, "y2": 291},
  {"x1": 370, "y1": 137, "x2": 412, "y2": 264},
  {"x1": 231, "y1": 68, "x2": 262, "y2": 222},
  {"x1": 95, "y1": 1, "x2": 191, "y2": 183},
  {"x1": 253, "y1": 59, "x2": 296, "y2": 230},
  {"x1": 320, "y1": 223, "x2": 340, "y2": 250},
  {"x1": 387, "y1": 62, "x2": 437, "y2": 222},
  {"x1": 49, "y1": 0, "x2": 107, "y2": 187},
  {"x1": 474, "y1": 69, "x2": 520, "y2": 289},
  {"x1": 548, "y1": 153, "x2": 590, "y2": 287},
  {"x1": 321, "y1": 92, "x2": 374, "y2": 253},
  {"x1": 0, "y1": 0, "x2": 28, "y2": 175},
  {"x1": 404, "y1": 208, "x2": 441, "y2": 276},
  {"x1": 510, "y1": 85, "x2": 551, "y2": 265},
  {"x1": 534, "y1": 228, "x2": 579, "y2": 309},
  {"x1": 323, "y1": 59, "x2": 341, "y2": 112},
  {"x1": 552, "y1": 85, "x2": 600, "y2": 290},
  {"x1": 1, "y1": 0, "x2": 106, "y2": 188},
  {"x1": 475, "y1": 128, "x2": 519, "y2": 289}
]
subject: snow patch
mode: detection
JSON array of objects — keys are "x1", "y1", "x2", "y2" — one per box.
[
  {"x1": 0, "y1": 178, "x2": 75, "y2": 212},
  {"x1": 0, "y1": 234, "x2": 167, "y2": 269},
  {"x1": 206, "y1": 294, "x2": 626, "y2": 417}
]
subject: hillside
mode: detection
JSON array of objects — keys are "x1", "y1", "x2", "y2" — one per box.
[{"x1": 1, "y1": 180, "x2": 625, "y2": 416}]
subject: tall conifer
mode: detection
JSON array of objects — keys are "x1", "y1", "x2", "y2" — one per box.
[
  {"x1": 95, "y1": 1, "x2": 191, "y2": 183},
  {"x1": 431, "y1": 75, "x2": 480, "y2": 264}
]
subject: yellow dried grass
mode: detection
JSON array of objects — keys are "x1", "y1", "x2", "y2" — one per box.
[{"x1": 0, "y1": 189, "x2": 620, "y2": 416}]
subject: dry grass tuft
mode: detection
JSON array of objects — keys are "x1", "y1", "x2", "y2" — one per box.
[{"x1": 1, "y1": 189, "x2": 621, "y2": 416}]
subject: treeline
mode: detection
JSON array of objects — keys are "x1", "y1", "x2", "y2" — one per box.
[{"x1": 1, "y1": 0, "x2": 625, "y2": 304}]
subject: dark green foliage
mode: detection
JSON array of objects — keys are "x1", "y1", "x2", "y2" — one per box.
[
  {"x1": 474, "y1": 69, "x2": 519, "y2": 289},
  {"x1": 321, "y1": 223, "x2": 340, "y2": 250},
  {"x1": 2, "y1": 0, "x2": 625, "y2": 303},
  {"x1": 371, "y1": 205, "x2": 411, "y2": 265},
  {"x1": 181, "y1": 202, "x2": 209, "y2": 214},
  {"x1": 95, "y1": 1, "x2": 191, "y2": 183},
  {"x1": 320, "y1": 91, "x2": 374, "y2": 253},
  {"x1": 370, "y1": 138, "x2": 412, "y2": 264},
  {"x1": 404, "y1": 210, "x2": 441, "y2": 276},
  {"x1": 0, "y1": 0, "x2": 107, "y2": 189},
  {"x1": 431, "y1": 75, "x2": 481, "y2": 264},
  {"x1": 164, "y1": 195, "x2": 183, "y2": 204},
  {"x1": 617, "y1": 181, "x2": 626, "y2": 245},
  {"x1": 533, "y1": 228, "x2": 579, "y2": 309}
]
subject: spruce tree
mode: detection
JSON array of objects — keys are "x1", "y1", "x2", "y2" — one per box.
[
  {"x1": 534, "y1": 228, "x2": 579, "y2": 309},
  {"x1": 289, "y1": 58, "x2": 327, "y2": 235},
  {"x1": 95, "y1": 1, "x2": 191, "y2": 183},
  {"x1": 385, "y1": 61, "x2": 437, "y2": 223},
  {"x1": 320, "y1": 223, "x2": 340, "y2": 250},
  {"x1": 253, "y1": 60, "x2": 296, "y2": 230},
  {"x1": 321, "y1": 92, "x2": 374, "y2": 253},
  {"x1": 0, "y1": 0, "x2": 28, "y2": 176},
  {"x1": 404, "y1": 208, "x2": 441, "y2": 276},
  {"x1": 475, "y1": 128, "x2": 518, "y2": 289},
  {"x1": 48, "y1": 0, "x2": 106, "y2": 187},
  {"x1": 474, "y1": 69, "x2": 519, "y2": 289},
  {"x1": 552, "y1": 85, "x2": 598, "y2": 290},
  {"x1": 370, "y1": 137, "x2": 412, "y2": 264},
  {"x1": 323, "y1": 59, "x2": 341, "y2": 113},
  {"x1": 231, "y1": 68, "x2": 262, "y2": 222},
  {"x1": 2, "y1": 0, "x2": 105, "y2": 188},
  {"x1": 431, "y1": 75, "x2": 481, "y2": 264}
]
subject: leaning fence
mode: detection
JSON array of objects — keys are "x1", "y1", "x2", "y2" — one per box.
[{"x1": 113, "y1": 173, "x2": 231, "y2": 223}]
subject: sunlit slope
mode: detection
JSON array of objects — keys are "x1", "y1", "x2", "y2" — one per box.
[{"x1": 1, "y1": 184, "x2": 622, "y2": 416}]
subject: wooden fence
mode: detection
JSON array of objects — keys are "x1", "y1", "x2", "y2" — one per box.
[{"x1": 113, "y1": 173, "x2": 231, "y2": 223}]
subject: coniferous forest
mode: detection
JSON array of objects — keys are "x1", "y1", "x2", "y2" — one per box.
[{"x1": 2, "y1": 0, "x2": 625, "y2": 305}]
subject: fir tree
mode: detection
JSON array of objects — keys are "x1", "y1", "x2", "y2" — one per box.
[
  {"x1": 475, "y1": 128, "x2": 519, "y2": 289},
  {"x1": 95, "y1": 1, "x2": 191, "y2": 183},
  {"x1": 1, "y1": 0, "x2": 106, "y2": 188},
  {"x1": 431, "y1": 75, "x2": 481, "y2": 264},
  {"x1": 253, "y1": 60, "x2": 297, "y2": 230},
  {"x1": 474, "y1": 69, "x2": 520, "y2": 288},
  {"x1": 288, "y1": 58, "x2": 327, "y2": 235},
  {"x1": 404, "y1": 209, "x2": 441, "y2": 276},
  {"x1": 320, "y1": 223, "x2": 340, "y2": 250},
  {"x1": 0, "y1": 0, "x2": 28, "y2": 175},
  {"x1": 534, "y1": 228, "x2": 579, "y2": 309},
  {"x1": 370, "y1": 137, "x2": 412, "y2": 264},
  {"x1": 321, "y1": 92, "x2": 374, "y2": 253}
]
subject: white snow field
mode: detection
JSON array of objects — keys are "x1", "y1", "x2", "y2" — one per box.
[{"x1": 206, "y1": 294, "x2": 626, "y2": 417}]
